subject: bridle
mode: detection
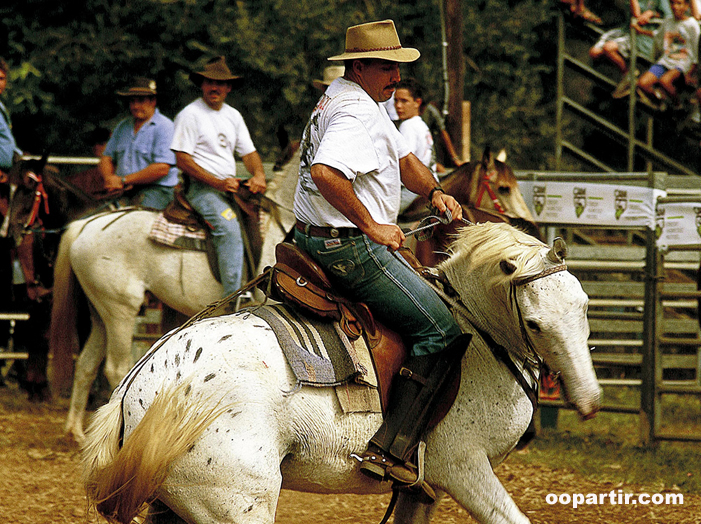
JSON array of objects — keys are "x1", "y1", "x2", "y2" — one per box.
[
  {"x1": 421, "y1": 260, "x2": 568, "y2": 412},
  {"x1": 474, "y1": 165, "x2": 506, "y2": 214}
]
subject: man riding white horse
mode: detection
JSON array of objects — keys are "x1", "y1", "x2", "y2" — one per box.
[{"x1": 292, "y1": 19, "x2": 471, "y2": 500}]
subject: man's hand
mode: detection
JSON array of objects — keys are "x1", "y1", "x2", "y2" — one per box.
[
  {"x1": 431, "y1": 191, "x2": 463, "y2": 222},
  {"x1": 244, "y1": 172, "x2": 267, "y2": 194},
  {"x1": 216, "y1": 177, "x2": 241, "y2": 193},
  {"x1": 103, "y1": 173, "x2": 125, "y2": 194},
  {"x1": 367, "y1": 223, "x2": 406, "y2": 251}
]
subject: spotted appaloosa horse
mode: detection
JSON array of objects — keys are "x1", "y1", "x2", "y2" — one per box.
[{"x1": 82, "y1": 222, "x2": 600, "y2": 524}]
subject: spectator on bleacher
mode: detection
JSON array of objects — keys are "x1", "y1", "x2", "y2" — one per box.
[
  {"x1": 636, "y1": 0, "x2": 700, "y2": 111},
  {"x1": 590, "y1": 0, "x2": 672, "y2": 99},
  {"x1": 561, "y1": 0, "x2": 603, "y2": 24}
]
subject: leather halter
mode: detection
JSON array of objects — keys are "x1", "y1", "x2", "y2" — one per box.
[
  {"x1": 474, "y1": 166, "x2": 506, "y2": 214},
  {"x1": 23, "y1": 171, "x2": 50, "y2": 230}
]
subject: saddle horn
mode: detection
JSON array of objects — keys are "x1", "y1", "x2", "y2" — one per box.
[{"x1": 547, "y1": 237, "x2": 568, "y2": 263}]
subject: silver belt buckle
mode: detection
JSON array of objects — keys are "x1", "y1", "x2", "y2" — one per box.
[{"x1": 330, "y1": 228, "x2": 340, "y2": 238}]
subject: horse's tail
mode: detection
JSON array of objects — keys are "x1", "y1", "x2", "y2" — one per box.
[
  {"x1": 82, "y1": 379, "x2": 226, "y2": 524},
  {"x1": 49, "y1": 220, "x2": 83, "y2": 394}
]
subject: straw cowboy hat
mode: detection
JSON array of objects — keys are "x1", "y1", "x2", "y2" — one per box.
[
  {"x1": 189, "y1": 56, "x2": 241, "y2": 85},
  {"x1": 312, "y1": 65, "x2": 345, "y2": 90},
  {"x1": 117, "y1": 77, "x2": 158, "y2": 97},
  {"x1": 328, "y1": 20, "x2": 420, "y2": 63}
]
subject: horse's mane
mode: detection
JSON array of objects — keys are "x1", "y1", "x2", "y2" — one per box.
[{"x1": 438, "y1": 222, "x2": 548, "y2": 288}]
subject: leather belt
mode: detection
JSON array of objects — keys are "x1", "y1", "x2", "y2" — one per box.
[{"x1": 295, "y1": 220, "x2": 363, "y2": 239}]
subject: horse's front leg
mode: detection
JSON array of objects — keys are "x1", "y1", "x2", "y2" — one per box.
[{"x1": 437, "y1": 452, "x2": 530, "y2": 524}]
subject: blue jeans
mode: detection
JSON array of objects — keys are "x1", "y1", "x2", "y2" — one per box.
[
  {"x1": 133, "y1": 185, "x2": 175, "y2": 210},
  {"x1": 294, "y1": 229, "x2": 461, "y2": 356},
  {"x1": 187, "y1": 181, "x2": 244, "y2": 296}
]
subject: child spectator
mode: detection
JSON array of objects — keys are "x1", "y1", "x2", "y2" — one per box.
[
  {"x1": 636, "y1": 0, "x2": 700, "y2": 111},
  {"x1": 589, "y1": 0, "x2": 672, "y2": 98}
]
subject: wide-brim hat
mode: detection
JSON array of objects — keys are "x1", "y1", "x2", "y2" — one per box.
[
  {"x1": 117, "y1": 77, "x2": 158, "y2": 97},
  {"x1": 189, "y1": 56, "x2": 241, "y2": 85},
  {"x1": 312, "y1": 65, "x2": 345, "y2": 90},
  {"x1": 328, "y1": 20, "x2": 420, "y2": 63}
]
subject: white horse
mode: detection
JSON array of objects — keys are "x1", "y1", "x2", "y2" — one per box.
[
  {"x1": 82, "y1": 222, "x2": 601, "y2": 524},
  {"x1": 51, "y1": 160, "x2": 297, "y2": 444}
]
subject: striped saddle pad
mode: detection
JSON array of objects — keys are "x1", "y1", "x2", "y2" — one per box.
[
  {"x1": 251, "y1": 303, "x2": 375, "y2": 388},
  {"x1": 148, "y1": 212, "x2": 207, "y2": 252}
]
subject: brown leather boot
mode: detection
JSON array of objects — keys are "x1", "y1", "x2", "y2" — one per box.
[{"x1": 357, "y1": 334, "x2": 472, "y2": 502}]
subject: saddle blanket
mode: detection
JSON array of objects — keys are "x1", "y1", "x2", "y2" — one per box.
[
  {"x1": 149, "y1": 212, "x2": 207, "y2": 251},
  {"x1": 250, "y1": 304, "x2": 381, "y2": 413},
  {"x1": 251, "y1": 304, "x2": 368, "y2": 386}
]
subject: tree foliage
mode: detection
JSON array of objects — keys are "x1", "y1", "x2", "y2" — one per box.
[{"x1": 0, "y1": 0, "x2": 559, "y2": 169}]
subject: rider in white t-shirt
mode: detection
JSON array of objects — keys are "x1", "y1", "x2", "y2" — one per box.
[
  {"x1": 393, "y1": 78, "x2": 438, "y2": 213},
  {"x1": 171, "y1": 56, "x2": 266, "y2": 296}
]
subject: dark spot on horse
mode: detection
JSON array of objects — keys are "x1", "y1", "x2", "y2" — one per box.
[
  {"x1": 187, "y1": 444, "x2": 196, "y2": 453},
  {"x1": 176, "y1": 370, "x2": 181, "y2": 380},
  {"x1": 244, "y1": 505, "x2": 254, "y2": 513},
  {"x1": 139, "y1": 398, "x2": 144, "y2": 408},
  {"x1": 207, "y1": 457, "x2": 212, "y2": 465},
  {"x1": 194, "y1": 347, "x2": 203, "y2": 363},
  {"x1": 218, "y1": 335, "x2": 232, "y2": 342},
  {"x1": 204, "y1": 373, "x2": 216, "y2": 382},
  {"x1": 175, "y1": 354, "x2": 181, "y2": 366},
  {"x1": 164, "y1": 359, "x2": 168, "y2": 368},
  {"x1": 150, "y1": 363, "x2": 154, "y2": 373},
  {"x1": 185, "y1": 384, "x2": 192, "y2": 396},
  {"x1": 186, "y1": 339, "x2": 192, "y2": 352}
]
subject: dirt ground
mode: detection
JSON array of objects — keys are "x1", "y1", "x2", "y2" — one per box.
[{"x1": 1, "y1": 384, "x2": 700, "y2": 524}]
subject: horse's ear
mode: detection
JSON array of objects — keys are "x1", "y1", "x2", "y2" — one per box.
[
  {"x1": 547, "y1": 237, "x2": 568, "y2": 263},
  {"x1": 496, "y1": 149, "x2": 507, "y2": 163},
  {"x1": 500, "y1": 259, "x2": 517, "y2": 275},
  {"x1": 481, "y1": 146, "x2": 493, "y2": 167}
]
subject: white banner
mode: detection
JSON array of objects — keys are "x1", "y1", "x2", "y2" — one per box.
[
  {"x1": 518, "y1": 181, "x2": 665, "y2": 228},
  {"x1": 655, "y1": 202, "x2": 701, "y2": 247}
]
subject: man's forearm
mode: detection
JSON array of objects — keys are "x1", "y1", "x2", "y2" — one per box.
[
  {"x1": 399, "y1": 153, "x2": 441, "y2": 197},
  {"x1": 123, "y1": 163, "x2": 170, "y2": 186}
]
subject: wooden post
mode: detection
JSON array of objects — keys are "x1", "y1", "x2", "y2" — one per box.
[
  {"x1": 461, "y1": 101, "x2": 471, "y2": 162},
  {"x1": 445, "y1": 0, "x2": 464, "y2": 159}
]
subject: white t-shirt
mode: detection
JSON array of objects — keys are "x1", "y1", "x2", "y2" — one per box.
[
  {"x1": 398, "y1": 116, "x2": 436, "y2": 177},
  {"x1": 170, "y1": 98, "x2": 257, "y2": 179},
  {"x1": 656, "y1": 17, "x2": 700, "y2": 74},
  {"x1": 294, "y1": 78, "x2": 411, "y2": 228}
]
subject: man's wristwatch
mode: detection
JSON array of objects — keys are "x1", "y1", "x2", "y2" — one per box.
[{"x1": 428, "y1": 186, "x2": 445, "y2": 201}]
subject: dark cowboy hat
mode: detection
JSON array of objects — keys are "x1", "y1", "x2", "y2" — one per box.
[
  {"x1": 117, "y1": 77, "x2": 158, "y2": 97},
  {"x1": 189, "y1": 56, "x2": 242, "y2": 85},
  {"x1": 328, "y1": 20, "x2": 420, "y2": 63}
]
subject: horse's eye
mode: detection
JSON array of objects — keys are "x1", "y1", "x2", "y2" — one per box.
[
  {"x1": 526, "y1": 320, "x2": 541, "y2": 333},
  {"x1": 498, "y1": 186, "x2": 511, "y2": 195}
]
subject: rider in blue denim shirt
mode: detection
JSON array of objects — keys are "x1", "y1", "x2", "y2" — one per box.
[{"x1": 99, "y1": 78, "x2": 178, "y2": 210}]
